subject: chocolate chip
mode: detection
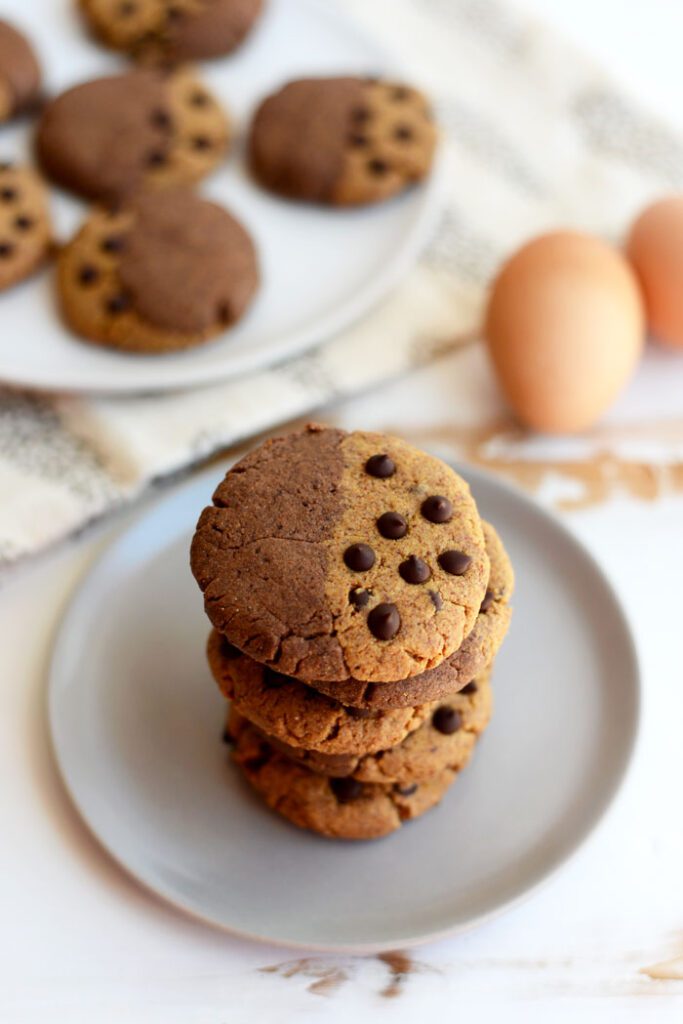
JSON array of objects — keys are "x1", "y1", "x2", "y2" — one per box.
[
  {"x1": 399, "y1": 555, "x2": 430, "y2": 584},
  {"x1": 147, "y1": 149, "x2": 167, "y2": 167},
  {"x1": 432, "y1": 705, "x2": 462, "y2": 734},
  {"x1": 349, "y1": 586, "x2": 370, "y2": 608},
  {"x1": 78, "y1": 264, "x2": 99, "y2": 285},
  {"x1": 367, "y1": 602, "x2": 400, "y2": 640},
  {"x1": 368, "y1": 158, "x2": 389, "y2": 175},
  {"x1": 244, "y1": 753, "x2": 270, "y2": 773},
  {"x1": 421, "y1": 495, "x2": 452, "y2": 523},
  {"x1": 166, "y1": 5, "x2": 183, "y2": 21},
  {"x1": 192, "y1": 135, "x2": 212, "y2": 150},
  {"x1": 348, "y1": 133, "x2": 368, "y2": 147},
  {"x1": 117, "y1": 0, "x2": 137, "y2": 14},
  {"x1": 480, "y1": 589, "x2": 494, "y2": 612},
  {"x1": 263, "y1": 667, "x2": 288, "y2": 689},
  {"x1": 344, "y1": 543, "x2": 375, "y2": 572},
  {"x1": 330, "y1": 777, "x2": 363, "y2": 803},
  {"x1": 394, "y1": 782, "x2": 417, "y2": 796},
  {"x1": 221, "y1": 728, "x2": 234, "y2": 746},
  {"x1": 219, "y1": 636, "x2": 241, "y2": 659},
  {"x1": 0, "y1": 187, "x2": 17, "y2": 202},
  {"x1": 377, "y1": 511, "x2": 407, "y2": 539},
  {"x1": 365, "y1": 453, "x2": 395, "y2": 478},
  {"x1": 392, "y1": 86, "x2": 410, "y2": 101},
  {"x1": 14, "y1": 214, "x2": 33, "y2": 231},
  {"x1": 351, "y1": 106, "x2": 370, "y2": 124},
  {"x1": 189, "y1": 90, "x2": 210, "y2": 107},
  {"x1": 429, "y1": 590, "x2": 443, "y2": 611},
  {"x1": 438, "y1": 550, "x2": 472, "y2": 576},
  {"x1": 101, "y1": 235, "x2": 125, "y2": 253},
  {"x1": 394, "y1": 124, "x2": 413, "y2": 141},
  {"x1": 0, "y1": 241, "x2": 14, "y2": 258},
  {"x1": 460, "y1": 681, "x2": 478, "y2": 695},
  {"x1": 217, "y1": 301, "x2": 234, "y2": 325},
  {"x1": 347, "y1": 707, "x2": 373, "y2": 719},
  {"x1": 105, "y1": 293, "x2": 130, "y2": 314},
  {"x1": 150, "y1": 108, "x2": 172, "y2": 130}
]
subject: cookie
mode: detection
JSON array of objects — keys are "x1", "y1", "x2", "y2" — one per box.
[
  {"x1": 257, "y1": 669, "x2": 492, "y2": 783},
  {"x1": 248, "y1": 77, "x2": 437, "y2": 206},
  {"x1": 208, "y1": 630, "x2": 431, "y2": 757},
  {"x1": 309, "y1": 520, "x2": 513, "y2": 708},
  {"x1": 229, "y1": 710, "x2": 463, "y2": 840},
  {"x1": 0, "y1": 20, "x2": 41, "y2": 122},
  {"x1": 0, "y1": 164, "x2": 52, "y2": 292},
  {"x1": 37, "y1": 68, "x2": 229, "y2": 202},
  {"x1": 209, "y1": 520, "x2": 512, "y2": 711},
  {"x1": 57, "y1": 187, "x2": 258, "y2": 353},
  {"x1": 191, "y1": 425, "x2": 489, "y2": 684},
  {"x1": 79, "y1": 0, "x2": 263, "y2": 63}
]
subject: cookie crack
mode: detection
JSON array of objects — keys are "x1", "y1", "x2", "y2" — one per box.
[{"x1": 322, "y1": 721, "x2": 341, "y2": 743}]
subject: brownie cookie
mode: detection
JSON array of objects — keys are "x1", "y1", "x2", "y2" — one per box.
[
  {"x1": 57, "y1": 187, "x2": 258, "y2": 353},
  {"x1": 0, "y1": 20, "x2": 41, "y2": 123},
  {"x1": 37, "y1": 68, "x2": 229, "y2": 202},
  {"x1": 248, "y1": 77, "x2": 436, "y2": 206},
  {"x1": 0, "y1": 165, "x2": 52, "y2": 292},
  {"x1": 79, "y1": 0, "x2": 263, "y2": 63},
  {"x1": 261, "y1": 669, "x2": 492, "y2": 782},
  {"x1": 207, "y1": 630, "x2": 431, "y2": 756},
  {"x1": 191, "y1": 425, "x2": 489, "y2": 684},
  {"x1": 229, "y1": 710, "x2": 462, "y2": 840}
]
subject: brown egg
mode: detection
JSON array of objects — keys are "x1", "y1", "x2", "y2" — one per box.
[
  {"x1": 627, "y1": 195, "x2": 683, "y2": 348},
  {"x1": 484, "y1": 231, "x2": 644, "y2": 433}
]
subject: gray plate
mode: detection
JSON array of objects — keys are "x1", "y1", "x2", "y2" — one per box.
[{"x1": 48, "y1": 463, "x2": 640, "y2": 952}]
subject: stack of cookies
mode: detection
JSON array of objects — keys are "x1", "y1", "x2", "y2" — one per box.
[{"x1": 191, "y1": 424, "x2": 513, "y2": 840}]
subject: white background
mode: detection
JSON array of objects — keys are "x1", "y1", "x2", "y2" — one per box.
[{"x1": 2, "y1": 1, "x2": 683, "y2": 1021}]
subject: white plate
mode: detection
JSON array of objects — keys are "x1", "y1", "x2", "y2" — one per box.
[
  {"x1": 48, "y1": 462, "x2": 640, "y2": 951},
  {"x1": 0, "y1": 0, "x2": 443, "y2": 395}
]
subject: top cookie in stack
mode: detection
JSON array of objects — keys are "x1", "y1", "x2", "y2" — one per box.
[
  {"x1": 190, "y1": 424, "x2": 513, "y2": 838},
  {"x1": 191, "y1": 423, "x2": 490, "y2": 685}
]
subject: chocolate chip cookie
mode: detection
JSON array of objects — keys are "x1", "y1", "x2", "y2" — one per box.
[
  {"x1": 309, "y1": 520, "x2": 513, "y2": 707},
  {"x1": 79, "y1": 0, "x2": 264, "y2": 63},
  {"x1": 191, "y1": 425, "x2": 489, "y2": 684},
  {"x1": 0, "y1": 164, "x2": 52, "y2": 291},
  {"x1": 207, "y1": 630, "x2": 431, "y2": 757},
  {"x1": 207, "y1": 518, "x2": 512, "y2": 716},
  {"x1": 229, "y1": 710, "x2": 464, "y2": 840},
  {"x1": 248, "y1": 77, "x2": 437, "y2": 206},
  {"x1": 0, "y1": 20, "x2": 41, "y2": 123},
  {"x1": 257, "y1": 668, "x2": 492, "y2": 783},
  {"x1": 57, "y1": 187, "x2": 258, "y2": 353},
  {"x1": 37, "y1": 68, "x2": 229, "y2": 202}
]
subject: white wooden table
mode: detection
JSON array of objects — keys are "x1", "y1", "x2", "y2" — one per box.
[{"x1": 2, "y1": 2, "x2": 683, "y2": 1020}]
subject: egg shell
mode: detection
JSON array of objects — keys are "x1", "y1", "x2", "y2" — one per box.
[
  {"x1": 484, "y1": 230, "x2": 644, "y2": 433},
  {"x1": 627, "y1": 195, "x2": 683, "y2": 349}
]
